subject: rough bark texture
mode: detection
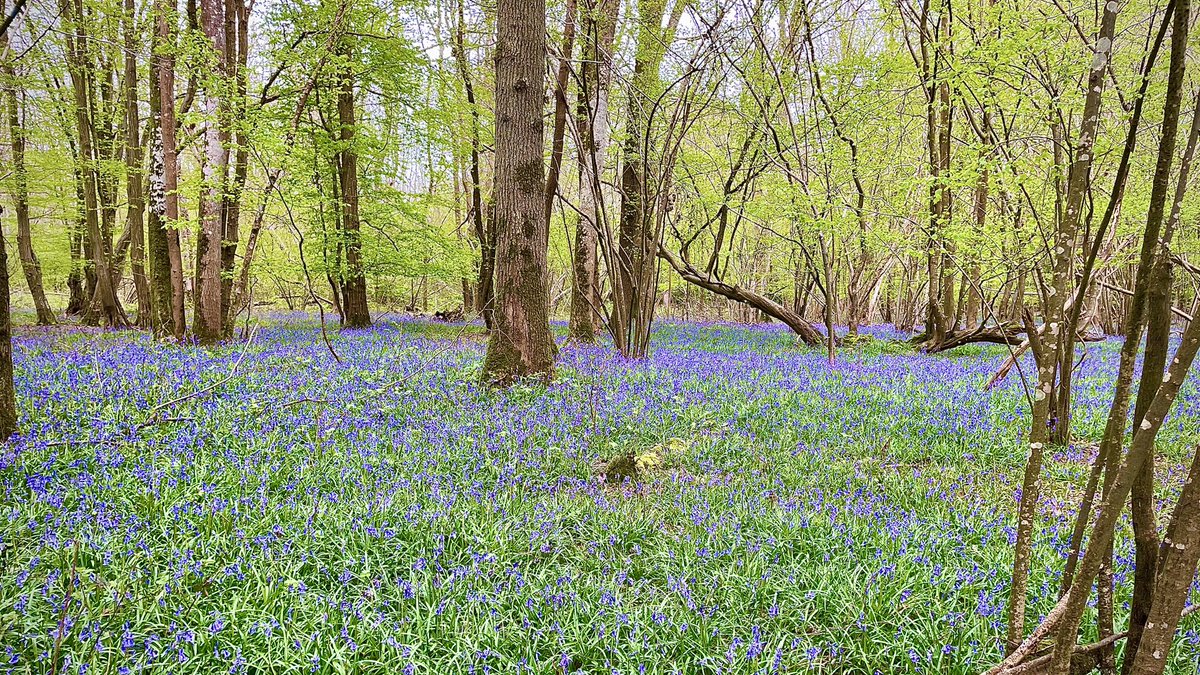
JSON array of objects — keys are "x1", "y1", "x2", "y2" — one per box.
[
  {"x1": 480, "y1": 0, "x2": 556, "y2": 385},
  {"x1": 194, "y1": 0, "x2": 228, "y2": 344},
  {"x1": 336, "y1": 55, "x2": 370, "y2": 329},
  {"x1": 1, "y1": 15, "x2": 54, "y2": 325}
]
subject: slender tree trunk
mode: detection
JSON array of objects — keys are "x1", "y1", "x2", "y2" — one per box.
[
  {"x1": 544, "y1": 0, "x2": 576, "y2": 227},
  {"x1": 452, "y1": 0, "x2": 494, "y2": 329},
  {"x1": 0, "y1": 198, "x2": 15, "y2": 441},
  {"x1": 1007, "y1": 4, "x2": 1118, "y2": 654},
  {"x1": 220, "y1": 0, "x2": 248, "y2": 335},
  {"x1": 1122, "y1": 87, "x2": 1200, "y2": 675},
  {"x1": 569, "y1": 0, "x2": 618, "y2": 342},
  {"x1": 1047, "y1": 3, "x2": 1189, "y2": 671},
  {"x1": 61, "y1": 0, "x2": 127, "y2": 328},
  {"x1": 123, "y1": 0, "x2": 151, "y2": 327},
  {"x1": 1126, "y1": 445, "x2": 1200, "y2": 675},
  {"x1": 155, "y1": 0, "x2": 186, "y2": 339},
  {"x1": 1, "y1": 13, "x2": 54, "y2": 325},
  {"x1": 481, "y1": 0, "x2": 555, "y2": 385}
]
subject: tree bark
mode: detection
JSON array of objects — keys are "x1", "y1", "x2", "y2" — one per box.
[
  {"x1": 1048, "y1": 3, "x2": 1190, "y2": 670},
  {"x1": 154, "y1": 0, "x2": 186, "y2": 340},
  {"x1": 1006, "y1": 4, "x2": 1118, "y2": 654},
  {"x1": 659, "y1": 245, "x2": 823, "y2": 345},
  {"x1": 61, "y1": 0, "x2": 127, "y2": 328},
  {"x1": 452, "y1": 0, "x2": 494, "y2": 329},
  {"x1": 0, "y1": 10, "x2": 54, "y2": 325},
  {"x1": 0, "y1": 194, "x2": 15, "y2": 441},
  {"x1": 480, "y1": 0, "x2": 556, "y2": 385},
  {"x1": 569, "y1": 0, "x2": 618, "y2": 342},
  {"x1": 1122, "y1": 85, "x2": 1200, "y2": 675},
  {"x1": 336, "y1": 50, "x2": 370, "y2": 329},
  {"x1": 220, "y1": 0, "x2": 249, "y2": 336},
  {"x1": 194, "y1": 0, "x2": 228, "y2": 344},
  {"x1": 123, "y1": 0, "x2": 151, "y2": 328}
]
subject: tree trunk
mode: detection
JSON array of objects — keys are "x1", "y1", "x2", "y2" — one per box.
[
  {"x1": 1047, "y1": 2, "x2": 1189, "y2": 671},
  {"x1": 481, "y1": 0, "x2": 556, "y2": 385},
  {"x1": 123, "y1": 0, "x2": 151, "y2": 328},
  {"x1": 194, "y1": 0, "x2": 228, "y2": 344},
  {"x1": 220, "y1": 0, "x2": 249, "y2": 336},
  {"x1": 1122, "y1": 87, "x2": 1200, "y2": 675},
  {"x1": 336, "y1": 55, "x2": 371, "y2": 329},
  {"x1": 452, "y1": 0, "x2": 494, "y2": 329},
  {"x1": 61, "y1": 0, "x2": 127, "y2": 328},
  {"x1": 0, "y1": 194, "x2": 15, "y2": 441},
  {"x1": 154, "y1": 0, "x2": 186, "y2": 340},
  {"x1": 1, "y1": 14, "x2": 54, "y2": 325},
  {"x1": 1007, "y1": 4, "x2": 1118, "y2": 654},
  {"x1": 569, "y1": 0, "x2": 618, "y2": 342}
]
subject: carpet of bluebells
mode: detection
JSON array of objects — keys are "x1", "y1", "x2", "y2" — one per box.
[{"x1": 2, "y1": 316, "x2": 1200, "y2": 674}]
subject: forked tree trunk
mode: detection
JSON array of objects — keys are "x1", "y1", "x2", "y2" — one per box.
[
  {"x1": 1045, "y1": 3, "x2": 1189, "y2": 672},
  {"x1": 61, "y1": 0, "x2": 127, "y2": 329},
  {"x1": 1006, "y1": 4, "x2": 1118, "y2": 654},
  {"x1": 480, "y1": 0, "x2": 555, "y2": 385},
  {"x1": 1122, "y1": 85, "x2": 1200, "y2": 675}
]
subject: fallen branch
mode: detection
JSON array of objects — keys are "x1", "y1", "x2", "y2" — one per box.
[
  {"x1": 134, "y1": 325, "x2": 259, "y2": 432},
  {"x1": 657, "y1": 243, "x2": 824, "y2": 346}
]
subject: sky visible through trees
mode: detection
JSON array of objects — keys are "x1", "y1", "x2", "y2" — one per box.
[{"x1": 1, "y1": 0, "x2": 1200, "y2": 673}]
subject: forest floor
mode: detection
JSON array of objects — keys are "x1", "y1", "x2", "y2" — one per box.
[{"x1": 1, "y1": 316, "x2": 1199, "y2": 674}]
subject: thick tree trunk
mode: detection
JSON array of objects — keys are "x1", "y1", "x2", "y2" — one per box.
[
  {"x1": 1, "y1": 18, "x2": 54, "y2": 325},
  {"x1": 194, "y1": 0, "x2": 228, "y2": 344},
  {"x1": 336, "y1": 57, "x2": 370, "y2": 329},
  {"x1": 480, "y1": 0, "x2": 556, "y2": 385}
]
